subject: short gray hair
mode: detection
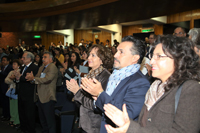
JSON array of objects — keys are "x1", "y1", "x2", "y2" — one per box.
[
  {"x1": 24, "y1": 51, "x2": 35, "y2": 62},
  {"x1": 188, "y1": 28, "x2": 200, "y2": 47},
  {"x1": 43, "y1": 51, "x2": 54, "y2": 60}
]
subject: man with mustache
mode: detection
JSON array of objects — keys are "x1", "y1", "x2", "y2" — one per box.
[
  {"x1": 82, "y1": 35, "x2": 150, "y2": 133},
  {"x1": 25, "y1": 52, "x2": 58, "y2": 133}
]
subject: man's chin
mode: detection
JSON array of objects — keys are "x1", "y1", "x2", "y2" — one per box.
[{"x1": 113, "y1": 65, "x2": 120, "y2": 70}]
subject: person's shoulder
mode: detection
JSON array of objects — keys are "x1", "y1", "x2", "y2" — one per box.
[
  {"x1": 99, "y1": 69, "x2": 111, "y2": 77},
  {"x1": 60, "y1": 54, "x2": 64, "y2": 57},
  {"x1": 128, "y1": 70, "x2": 150, "y2": 84},
  {"x1": 8, "y1": 64, "x2": 12, "y2": 68},
  {"x1": 30, "y1": 62, "x2": 39, "y2": 69},
  {"x1": 7, "y1": 64, "x2": 13, "y2": 71},
  {"x1": 130, "y1": 70, "x2": 147, "y2": 79},
  {"x1": 182, "y1": 80, "x2": 200, "y2": 90},
  {"x1": 8, "y1": 70, "x2": 14, "y2": 74},
  {"x1": 48, "y1": 63, "x2": 58, "y2": 69}
]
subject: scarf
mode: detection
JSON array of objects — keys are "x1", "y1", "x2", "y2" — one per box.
[
  {"x1": 145, "y1": 80, "x2": 166, "y2": 111},
  {"x1": 86, "y1": 66, "x2": 105, "y2": 79},
  {"x1": 106, "y1": 64, "x2": 140, "y2": 96}
]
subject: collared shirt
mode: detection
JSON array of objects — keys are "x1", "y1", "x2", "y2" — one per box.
[
  {"x1": 44, "y1": 63, "x2": 50, "y2": 69},
  {"x1": 3, "y1": 64, "x2": 8, "y2": 71},
  {"x1": 22, "y1": 62, "x2": 32, "y2": 75}
]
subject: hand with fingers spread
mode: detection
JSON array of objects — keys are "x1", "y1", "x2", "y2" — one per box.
[
  {"x1": 66, "y1": 79, "x2": 80, "y2": 94},
  {"x1": 74, "y1": 66, "x2": 80, "y2": 74},
  {"x1": 104, "y1": 104, "x2": 130, "y2": 133},
  {"x1": 9, "y1": 74, "x2": 16, "y2": 80},
  {"x1": 14, "y1": 71, "x2": 22, "y2": 80},
  {"x1": 25, "y1": 71, "x2": 34, "y2": 81},
  {"x1": 81, "y1": 77, "x2": 104, "y2": 97}
]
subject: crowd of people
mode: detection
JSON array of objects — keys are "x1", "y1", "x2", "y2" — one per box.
[{"x1": 0, "y1": 27, "x2": 200, "y2": 133}]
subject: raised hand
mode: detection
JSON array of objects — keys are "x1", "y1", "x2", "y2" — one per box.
[
  {"x1": 66, "y1": 79, "x2": 80, "y2": 94},
  {"x1": 104, "y1": 104, "x2": 130, "y2": 133},
  {"x1": 81, "y1": 77, "x2": 103, "y2": 97},
  {"x1": 25, "y1": 71, "x2": 34, "y2": 81}
]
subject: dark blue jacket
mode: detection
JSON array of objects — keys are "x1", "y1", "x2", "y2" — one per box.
[
  {"x1": 96, "y1": 70, "x2": 150, "y2": 133},
  {"x1": 0, "y1": 64, "x2": 13, "y2": 94}
]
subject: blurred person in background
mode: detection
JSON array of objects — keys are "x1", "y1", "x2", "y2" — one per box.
[
  {"x1": 188, "y1": 28, "x2": 200, "y2": 56},
  {"x1": 5, "y1": 59, "x2": 21, "y2": 128},
  {"x1": 0, "y1": 56, "x2": 13, "y2": 121}
]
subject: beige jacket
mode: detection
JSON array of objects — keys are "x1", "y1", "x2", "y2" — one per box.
[
  {"x1": 35, "y1": 63, "x2": 58, "y2": 103},
  {"x1": 5, "y1": 69, "x2": 20, "y2": 89}
]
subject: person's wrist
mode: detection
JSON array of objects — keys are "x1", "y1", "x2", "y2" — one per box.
[
  {"x1": 31, "y1": 78, "x2": 35, "y2": 83},
  {"x1": 97, "y1": 90, "x2": 104, "y2": 97}
]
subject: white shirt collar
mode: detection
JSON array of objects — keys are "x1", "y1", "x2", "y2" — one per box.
[{"x1": 26, "y1": 62, "x2": 32, "y2": 67}]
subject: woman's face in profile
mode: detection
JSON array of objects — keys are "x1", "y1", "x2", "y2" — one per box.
[
  {"x1": 71, "y1": 53, "x2": 77, "y2": 63},
  {"x1": 88, "y1": 48, "x2": 102, "y2": 70},
  {"x1": 35, "y1": 55, "x2": 40, "y2": 63},
  {"x1": 54, "y1": 50, "x2": 59, "y2": 55},
  {"x1": 12, "y1": 62, "x2": 19, "y2": 70},
  {"x1": 82, "y1": 51, "x2": 88, "y2": 60},
  {"x1": 65, "y1": 54, "x2": 69, "y2": 61},
  {"x1": 150, "y1": 43, "x2": 175, "y2": 82}
]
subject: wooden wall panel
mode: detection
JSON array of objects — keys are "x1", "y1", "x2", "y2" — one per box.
[
  {"x1": 122, "y1": 25, "x2": 143, "y2": 38},
  {"x1": 74, "y1": 30, "x2": 93, "y2": 45},
  {"x1": 41, "y1": 32, "x2": 64, "y2": 50},
  {"x1": 0, "y1": 32, "x2": 64, "y2": 50},
  {"x1": 167, "y1": 9, "x2": 200, "y2": 29},
  {"x1": 0, "y1": 32, "x2": 41, "y2": 49},
  {"x1": 154, "y1": 24, "x2": 163, "y2": 35},
  {"x1": 122, "y1": 24, "x2": 163, "y2": 37},
  {"x1": 74, "y1": 30, "x2": 111, "y2": 45},
  {"x1": 192, "y1": 9, "x2": 200, "y2": 19},
  {"x1": 92, "y1": 30, "x2": 111, "y2": 45}
]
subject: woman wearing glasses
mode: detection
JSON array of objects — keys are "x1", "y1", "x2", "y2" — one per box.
[{"x1": 104, "y1": 35, "x2": 200, "y2": 133}]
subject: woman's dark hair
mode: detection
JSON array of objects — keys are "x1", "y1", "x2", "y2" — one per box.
[
  {"x1": 12, "y1": 59, "x2": 21, "y2": 67},
  {"x1": 88, "y1": 44, "x2": 114, "y2": 69},
  {"x1": 55, "y1": 47, "x2": 61, "y2": 53},
  {"x1": 82, "y1": 47, "x2": 88, "y2": 55},
  {"x1": 53, "y1": 58, "x2": 63, "y2": 68},
  {"x1": 154, "y1": 35, "x2": 200, "y2": 91},
  {"x1": 70, "y1": 52, "x2": 81, "y2": 67},
  {"x1": 64, "y1": 53, "x2": 72, "y2": 66},
  {"x1": 35, "y1": 54, "x2": 43, "y2": 67}
]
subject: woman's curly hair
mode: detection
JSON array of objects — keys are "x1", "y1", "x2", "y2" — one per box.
[
  {"x1": 88, "y1": 44, "x2": 114, "y2": 69},
  {"x1": 154, "y1": 35, "x2": 200, "y2": 91}
]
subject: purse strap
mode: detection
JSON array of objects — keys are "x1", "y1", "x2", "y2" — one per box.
[{"x1": 174, "y1": 80, "x2": 187, "y2": 121}]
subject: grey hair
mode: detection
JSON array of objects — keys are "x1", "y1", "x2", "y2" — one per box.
[
  {"x1": 24, "y1": 51, "x2": 35, "y2": 62},
  {"x1": 43, "y1": 51, "x2": 54, "y2": 60},
  {"x1": 188, "y1": 28, "x2": 200, "y2": 47}
]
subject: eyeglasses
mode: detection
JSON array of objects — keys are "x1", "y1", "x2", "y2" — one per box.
[
  {"x1": 173, "y1": 32, "x2": 184, "y2": 36},
  {"x1": 150, "y1": 53, "x2": 172, "y2": 60}
]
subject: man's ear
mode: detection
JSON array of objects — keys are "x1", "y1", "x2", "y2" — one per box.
[{"x1": 132, "y1": 55, "x2": 140, "y2": 64}]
